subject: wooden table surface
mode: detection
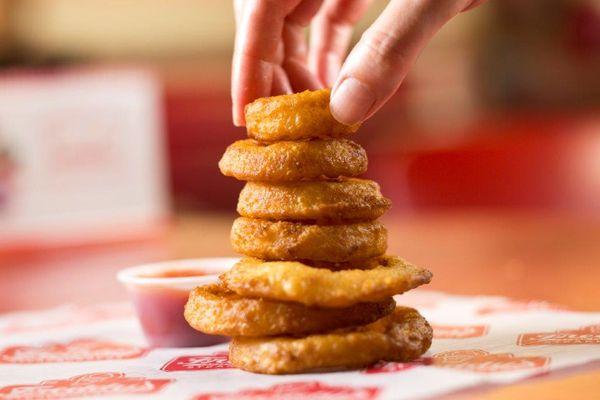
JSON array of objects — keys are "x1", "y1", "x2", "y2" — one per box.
[{"x1": 2, "y1": 210, "x2": 599, "y2": 398}]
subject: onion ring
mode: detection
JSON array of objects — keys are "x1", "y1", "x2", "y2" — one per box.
[
  {"x1": 184, "y1": 283, "x2": 396, "y2": 337},
  {"x1": 218, "y1": 139, "x2": 367, "y2": 182},
  {"x1": 245, "y1": 89, "x2": 359, "y2": 142},
  {"x1": 229, "y1": 306, "x2": 432, "y2": 374},
  {"x1": 220, "y1": 256, "x2": 432, "y2": 308},
  {"x1": 237, "y1": 178, "x2": 391, "y2": 223},
  {"x1": 231, "y1": 217, "x2": 387, "y2": 262}
]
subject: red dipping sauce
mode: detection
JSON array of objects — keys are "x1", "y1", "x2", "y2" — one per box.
[{"x1": 117, "y1": 258, "x2": 238, "y2": 348}]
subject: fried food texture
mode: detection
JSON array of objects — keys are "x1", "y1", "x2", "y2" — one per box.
[
  {"x1": 188, "y1": 89, "x2": 434, "y2": 375},
  {"x1": 228, "y1": 306, "x2": 433, "y2": 374},
  {"x1": 237, "y1": 178, "x2": 391, "y2": 223},
  {"x1": 231, "y1": 217, "x2": 387, "y2": 262},
  {"x1": 245, "y1": 89, "x2": 359, "y2": 141},
  {"x1": 220, "y1": 256, "x2": 432, "y2": 308},
  {"x1": 184, "y1": 283, "x2": 396, "y2": 337},
  {"x1": 218, "y1": 139, "x2": 367, "y2": 182}
]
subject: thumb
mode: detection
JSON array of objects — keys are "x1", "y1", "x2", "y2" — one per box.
[{"x1": 330, "y1": 0, "x2": 478, "y2": 125}]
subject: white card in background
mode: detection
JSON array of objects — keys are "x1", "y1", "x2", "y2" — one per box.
[{"x1": 0, "y1": 68, "x2": 169, "y2": 249}]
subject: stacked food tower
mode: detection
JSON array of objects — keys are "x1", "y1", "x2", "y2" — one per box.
[{"x1": 185, "y1": 89, "x2": 433, "y2": 374}]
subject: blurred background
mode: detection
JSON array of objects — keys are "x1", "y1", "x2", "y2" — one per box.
[{"x1": 0, "y1": 0, "x2": 599, "y2": 312}]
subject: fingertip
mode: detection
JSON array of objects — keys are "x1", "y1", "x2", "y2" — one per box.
[
  {"x1": 330, "y1": 77, "x2": 375, "y2": 126},
  {"x1": 232, "y1": 107, "x2": 245, "y2": 127}
]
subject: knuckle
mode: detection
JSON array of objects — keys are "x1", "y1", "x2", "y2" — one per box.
[{"x1": 360, "y1": 28, "x2": 408, "y2": 66}]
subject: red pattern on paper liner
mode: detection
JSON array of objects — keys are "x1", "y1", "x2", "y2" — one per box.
[
  {"x1": 162, "y1": 351, "x2": 232, "y2": 371},
  {"x1": 364, "y1": 349, "x2": 549, "y2": 374},
  {"x1": 518, "y1": 324, "x2": 600, "y2": 346},
  {"x1": 194, "y1": 381, "x2": 379, "y2": 400},
  {"x1": 363, "y1": 358, "x2": 431, "y2": 374},
  {"x1": 0, "y1": 339, "x2": 146, "y2": 363},
  {"x1": 0, "y1": 372, "x2": 173, "y2": 400},
  {"x1": 432, "y1": 350, "x2": 550, "y2": 373}
]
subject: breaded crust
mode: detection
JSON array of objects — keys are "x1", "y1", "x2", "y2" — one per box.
[
  {"x1": 245, "y1": 89, "x2": 359, "y2": 141},
  {"x1": 218, "y1": 139, "x2": 367, "y2": 182},
  {"x1": 221, "y1": 256, "x2": 432, "y2": 308},
  {"x1": 229, "y1": 307, "x2": 433, "y2": 374},
  {"x1": 231, "y1": 217, "x2": 387, "y2": 262},
  {"x1": 237, "y1": 178, "x2": 391, "y2": 223},
  {"x1": 184, "y1": 283, "x2": 395, "y2": 337}
]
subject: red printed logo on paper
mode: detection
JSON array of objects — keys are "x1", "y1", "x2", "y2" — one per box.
[
  {"x1": 0, "y1": 372, "x2": 172, "y2": 400},
  {"x1": 517, "y1": 324, "x2": 600, "y2": 346},
  {"x1": 432, "y1": 349, "x2": 549, "y2": 373},
  {"x1": 194, "y1": 381, "x2": 379, "y2": 400},
  {"x1": 433, "y1": 325, "x2": 488, "y2": 339},
  {"x1": 0, "y1": 339, "x2": 146, "y2": 363},
  {"x1": 363, "y1": 358, "x2": 431, "y2": 374},
  {"x1": 161, "y1": 351, "x2": 232, "y2": 371},
  {"x1": 476, "y1": 300, "x2": 568, "y2": 315}
]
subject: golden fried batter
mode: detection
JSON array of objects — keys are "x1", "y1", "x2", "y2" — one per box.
[
  {"x1": 245, "y1": 89, "x2": 359, "y2": 142},
  {"x1": 231, "y1": 217, "x2": 387, "y2": 262},
  {"x1": 237, "y1": 178, "x2": 391, "y2": 223},
  {"x1": 184, "y1": 283, "x2": 395, "y2": 337},
  {"x1": 221, "y1": 256, "x2": 432, "y2": 308},
  {"x1": 229, "y1": 307, "x2": 432, "y2": 374},
  {"x1": 218, "y1": 139, "x2": 367, "y2": 182}
]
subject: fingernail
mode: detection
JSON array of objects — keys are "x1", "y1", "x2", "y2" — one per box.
[
  {"x1": 232, "y1": 110, "x2": 244, "y2": 127},
  {"x1": 330, "y1": 77, "x2": 375, "y2": 125}
]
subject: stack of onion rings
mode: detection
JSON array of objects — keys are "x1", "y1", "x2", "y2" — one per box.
[{"x1": 186, "y1": 89, "x2": 433, "y2": 375}]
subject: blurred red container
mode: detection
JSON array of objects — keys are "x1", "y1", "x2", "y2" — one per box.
[{"x1": 118, "y1": 258, "x2": 237, "y2": 348}]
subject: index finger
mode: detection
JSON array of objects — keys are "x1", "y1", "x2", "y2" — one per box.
[
  {"x1": 308, "y1": 0, "x2": 373, "y2": 86},
  {"x1": 231, "y1": 0, "x2": 302, "y2": 126}
]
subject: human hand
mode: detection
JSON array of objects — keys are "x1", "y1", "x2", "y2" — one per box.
[{"x1": 231, "y1": 0, "x2": 486, "y2": 126}]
